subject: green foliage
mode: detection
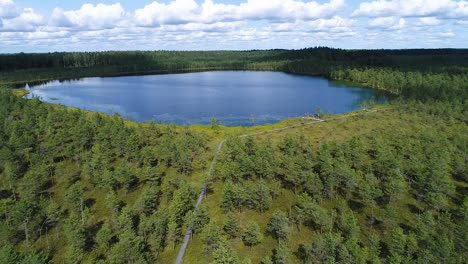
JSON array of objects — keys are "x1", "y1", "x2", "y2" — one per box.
[
  {"x1": 95, "y1": 222, "x2": 112, "y2": 254},
  {"x1": 167, "y1": 220, "x2": 179, "y2": 250},
  {"x1": 0, "y1": 244, "x2": 20, "y2": 264},
  {"x1": 0, "y1": 48, "x2": 467, "y2": 263},
  {"x1": 134, "y1": 185, "x2": 161, "y2": 216},
  {"x1": 272, "y1": 242, "x2": 292, "y2": 264},
  {"x1": 3, "y1": 48, "x2": 467, "y2": 103},
  {"x1": 212, "y1": 245, "x2": 240, "y2": 264},
  {"x1": 295, "y1": 193, "x2": 332, "y2": 232},
  {"x1": 223, "y1": 212, "x2": 240, "y2": 239},
  {"x1": 0, "y1": 244, "x2": 49, "y2": 264},
  {"x1": 0, "y1": 89, "x2": 209, "y2": 263},
  {"x1": 267, "y1": 210, "x2": 289, "y2": 241},
  {"x1": 201, "y1": 223, "x2": 223, "y2": 256},
  {"x1": 170, "y1": 182, "x2": 196, "y2": 228},
  {"x1": 242, "y1": 221, "x2": 263, "y2": 248},
  {"x1": 192, "y1": 205, "x2": 210, "y2": 235},
  {"x1": 221, "y1": 180, "x2": 273, "y2": 213},
  {"x1": 456, "y1": 198, "x2": 468, "y2": 256},
  {"x1": 109, "y1": 229, "x2": 146, "y2": 264},
  {"x1": 211, "y1": 100, "x2": 467, "y2": 263},
  {"x1": 211, "y1": 117, "x2": 220, "y2": 130}
]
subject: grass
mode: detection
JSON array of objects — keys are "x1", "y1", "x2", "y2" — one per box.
[{"x1": 11, "y1": 88, "x2": 29, "y2": 97}]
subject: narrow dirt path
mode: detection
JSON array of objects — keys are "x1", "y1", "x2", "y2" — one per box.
[{"x1": 175, "y1": 117, "x2": 324, "y2": 264}]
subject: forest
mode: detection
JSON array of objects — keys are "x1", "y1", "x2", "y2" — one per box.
[
  {"x1": 0, "y1": 48, "x2": 467, "y2": 263},
  {"x1": 1, "y1": 48, "x2": 468, "y2": 101}
]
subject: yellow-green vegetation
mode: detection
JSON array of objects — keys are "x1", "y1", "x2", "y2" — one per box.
[
  {"x1": 185, "y1": 101, "x2": 468, "y2": 263},
  {"x1": 1, "y1": 90, "x2": 467, "y2": 264},
  {"x1": 0, "y1": 88, "x2": 355, "y2": 263},
  {"x1": 11, "y1": 89, "x2": 28, "y2": 97}
]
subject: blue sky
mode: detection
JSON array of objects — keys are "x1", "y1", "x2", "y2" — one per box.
[{"x1": 1, "y1": 0, "x2": 467, "y2": 52}]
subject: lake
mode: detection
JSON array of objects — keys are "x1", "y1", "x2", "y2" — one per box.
[{"x1": 25, "y1": 71, "x2": 388, "y2": 126}]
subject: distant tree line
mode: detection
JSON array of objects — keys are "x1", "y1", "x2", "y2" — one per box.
[{"x1": 1, "y1": 48, "x2": 467, "y2": 101}]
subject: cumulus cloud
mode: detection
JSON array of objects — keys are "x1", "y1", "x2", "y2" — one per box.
[
  {"x1": 236, "y1": 0, "x2": 345, "y2": 21},
  {"x1": 0, "y1": 0, "x2": 467, "y2": 51},
  {"x1": 353, "y1": 0, "x2": 468, "y2": 19},
  {"x1": 0, "y1": 2, "x2": 43, "y2": 32},
  {"x1": 134, "y1": 0, "x2": 345, "y2": 26},
  {"x1": 50, "y1": 3, "x2": 126, "y2": 29},
  {"x1": 0, "y1": 0, "x2": 18, "y2": 19},
  {"x1": 368, "y1": 16, "x2": 406, "y2": 30},
  {"x1": 134, "y1": 0, "x2": 199, "y2": 26}
]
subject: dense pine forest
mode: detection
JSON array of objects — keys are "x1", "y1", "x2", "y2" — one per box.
[{"x1": 0, "y1": 48, "x2": 467, "y2": 263}]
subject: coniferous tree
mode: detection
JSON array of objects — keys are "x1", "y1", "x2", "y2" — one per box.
[
  {"x1": 267, "y1": 210, "x2": 290, "y2": 242},
  {"x1": 242, "y1": 221, "x2": 263, "y2": 249},
  {"x1": 212, "y1": 245, "x2": 240, "y2": 264},
  {"x1": 223, "y1": 212, "x2": 240, "y2": 239}
]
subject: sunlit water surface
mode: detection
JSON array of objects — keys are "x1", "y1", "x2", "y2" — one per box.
[{"x1": 26, "y1": 71, "x2": 388, "y2": 126}]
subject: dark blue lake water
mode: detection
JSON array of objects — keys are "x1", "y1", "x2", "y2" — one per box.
[{"x1": 26, "y1": 71, "x2": 388, "y2": 126}]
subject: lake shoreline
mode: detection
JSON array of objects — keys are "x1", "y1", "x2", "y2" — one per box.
[
  {"x1": 21, "y1": 71, "x2": 389, "y2": 126},
  {"x1": 15, "y1": 87, "x2": 392, "y2": 134}
]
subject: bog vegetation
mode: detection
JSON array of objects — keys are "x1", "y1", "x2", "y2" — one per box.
[{"x1": 0, "y1": 48, "x2": 467, "y2": 263}]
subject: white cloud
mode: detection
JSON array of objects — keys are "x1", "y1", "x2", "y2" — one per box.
[
  {"x1": 451, "y1": 1, "x2": 468, "y2": 18},
  {"x1": 270, "y1": 17, "x2": 355, "y2": 33},
  {"x1": 0, "y1": 0, "x2": 44, "y2": 32},
  {"x1": 0, "y1": 0, "x2": 467, "y2": 51},
  {"x1": 50, "y1": 3, "x2": 126, "y2": 29},
  {"x1": 440, "y1": 31, "x2": 455, "y2": 37},
  {"x1": 0, "y1": 0, "x2": 18, "y2": 19},
  {"x1": 353, "y1": 0, "x2": 468, "y2": 19},
  {"x1": 161, "y1": 21, "x2": 245, "y2": 33},
  {"x1": 307, "y1": 17, "x2": 354, "y2": 32},
  {"x1": 134, "y1": 0, "x2": 199, "y2": 26},
  {"x1": 0, "y1": 7, "x2": 43, "y2": 32},
  {"x1": 368, "y1": 16, "x2": 406, "y2": 30},
  {"x1": 418, "y1": 17, "x2": 441, "y2": 26},
  {"x1": 236, "y1": 0, "x2": 345, "y2": 21},
  {"x1": 134, "y1": 0, "x2": 345, "y2": 26}
]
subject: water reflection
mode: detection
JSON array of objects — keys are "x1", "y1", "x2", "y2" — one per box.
[{"x1": 25, "y1": 71, "x2": 390, "y2": 126}]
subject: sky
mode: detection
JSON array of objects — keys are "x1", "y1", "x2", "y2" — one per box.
[{"x1": 0, "y1": 0, "x2": 467, "y2": 52}]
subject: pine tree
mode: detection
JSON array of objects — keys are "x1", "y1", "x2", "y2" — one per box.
[
  {"x1": 242, "y1": 221, "x2": 263, "y2": 249},
  {"x1": 96, "y1": 222, "x2": 112, "y2": 254},
  {"x1": 212, "y1": 245, "x2": 240, "y2": 264},
  {"x1": 167, "y1": 220, "x2": 179, "y2": 250},
  {"x1": 223, "y1": 212, "x2": 240, "y2": 239},
  {"x1": 201, "y1": 223, "x2": 222, "y2": 256},
  {"x1": 267, "y1": 210, "x2": 290, "y2": 242},
  {"x1": 192, "y1": 205, "x2": 210, "y2": 236},
  {"x1": 272, "y1": 242, "x2": 292, "y2": 264}
]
